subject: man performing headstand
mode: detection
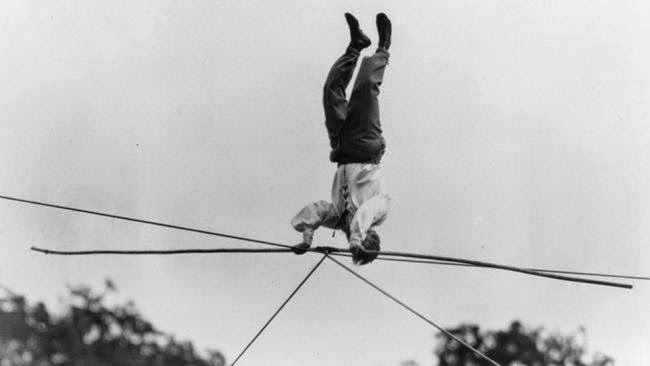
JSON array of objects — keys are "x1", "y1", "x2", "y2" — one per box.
[{"x1": 291, "y1": 13, "x2": 392, "y2": 265}]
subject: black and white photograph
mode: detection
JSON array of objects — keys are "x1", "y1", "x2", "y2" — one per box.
[{"x1": 1, "y1": 1, "x2": 649, "y2": 365}]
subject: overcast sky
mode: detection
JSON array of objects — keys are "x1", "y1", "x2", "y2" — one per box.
[{"x1": 1, "y1": 1, "x2": 649, "y2": 365}]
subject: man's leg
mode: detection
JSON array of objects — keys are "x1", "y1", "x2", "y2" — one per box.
[
  {"x1": 345, "y1": 49, "x2": 389, "y2": 134},
  {"x1": 323, "y1": 13, "x2": 371, "y2": 150},
  {"x1": 323, "y1": 49, "x2": 358, "y2": 150},
  {"x1": 345, "y1": 14, "x2": 392, "y2": 140}
]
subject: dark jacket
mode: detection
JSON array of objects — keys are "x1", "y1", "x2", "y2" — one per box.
[{"x1": 329, "y1": 119, "x2": 385, "y2": 165}]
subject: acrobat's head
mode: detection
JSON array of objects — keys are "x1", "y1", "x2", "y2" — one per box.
[{"x1": 351, "y1": 229, "x2": 380, "y2": 265}]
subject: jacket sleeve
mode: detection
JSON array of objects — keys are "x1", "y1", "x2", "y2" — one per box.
[
  {"x1": 348, "y1": 194, "x2": 390, "y2": 248},
  {"x1": 291, "y1": 201, "x2": 340, "y2": 243}
]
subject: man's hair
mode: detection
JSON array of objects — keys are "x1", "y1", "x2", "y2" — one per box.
[{"x1": 352, "y1": 230, "x2": 381, "y2": 265}]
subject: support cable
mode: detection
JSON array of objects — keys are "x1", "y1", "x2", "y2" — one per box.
[
  {"x1": 325, "y1": 254, "x2": 502, "y2": 366},
  {"x1": 2, "y1": 194, "x2": 634, "y2": 288},
  {"x1": 230, "y1": 254, "x2": 326, "y2": 366}
]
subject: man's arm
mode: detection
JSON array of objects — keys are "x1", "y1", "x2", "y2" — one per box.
[{"x1": 291, "y1": 200, "x2": 340, "y2": 246}]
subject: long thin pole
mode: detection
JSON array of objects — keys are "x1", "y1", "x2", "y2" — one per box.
[
  {"x1": 362, "y1": 249, "x2": 633, "y2": 289},
  {"x1": 29, "y1": 246, "x2": 649, "y2": 282},
  {"x1": 31, "y1": 246, "x2": 293, "y2": 255},
  {"x1": 319, "y1": 247, "x2": 632, "y2": 289}
]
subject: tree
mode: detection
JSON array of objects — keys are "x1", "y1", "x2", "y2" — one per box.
[
  {"x1": 433, "y1": 320, "x2": 614, "y2": 366},
  {"x1": 0, "y1": 281, "x2": 226, "y2": 366}
]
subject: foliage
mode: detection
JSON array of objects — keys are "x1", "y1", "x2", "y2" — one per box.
[
  {"x1": 0, "y1": 281, "x2": 225, "y2": 366},
  {"x1": 433, "y1": 320, "x2": 614, "y2": 366}
]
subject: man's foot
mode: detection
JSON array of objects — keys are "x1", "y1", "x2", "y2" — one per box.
[
  {"x1": 345, "y1": 13, "x2": 371, "y2": 51},
  {"x1": 376, "y1": 13, "x2": 391, "y2": 51}
]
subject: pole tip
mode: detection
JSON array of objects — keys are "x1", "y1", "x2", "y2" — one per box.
[{"x1": 30, "y1": 246, "x2": 48, "y2": 254}]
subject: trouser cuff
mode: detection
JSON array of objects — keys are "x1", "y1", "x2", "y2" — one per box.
[
  {"x1": 345, "y1": 45, "x2": 362, "y2": 56},
  {"x1": 376, "y1": 47, "x2": 390, "y2": 57}
]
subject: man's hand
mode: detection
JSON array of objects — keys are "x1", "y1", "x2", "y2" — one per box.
[
  {"x1": 292, "y1": 229, "x2": 314, "y2": 255},
  {"x1": 292, "y1": 242, "x2": 311, "y2": 255}
]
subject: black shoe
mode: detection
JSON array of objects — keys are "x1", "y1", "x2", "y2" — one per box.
[
  {"x1": 345, "y1": 13, "x2": 371, "y2": 51},
  {"x1": 376, "y1": 13, "x2": 391, "y2": 51}
]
